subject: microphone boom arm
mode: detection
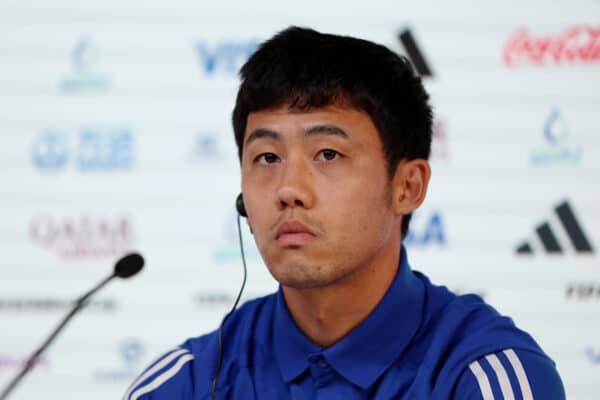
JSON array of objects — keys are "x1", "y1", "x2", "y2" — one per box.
[{"x1": 0, "y1": 273, "x2": 116, "y2": 400}]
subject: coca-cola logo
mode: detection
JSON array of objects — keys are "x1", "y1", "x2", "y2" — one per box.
[
  {"x1": 29, "y1": 215, "x2": 133, "y2": 259},
  {"x1": 503, "y1": 25, "x2": 600, "y2": 67}
]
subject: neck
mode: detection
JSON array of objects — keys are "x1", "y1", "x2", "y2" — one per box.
[{"x1": 282, "y1": 241, "x2": 401, "y2": 348}]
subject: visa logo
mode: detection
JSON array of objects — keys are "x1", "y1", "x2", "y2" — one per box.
[
  {"x1": 405, "y1": 211, "x2": 447, "y2": 246},
  {"x1": 195, "y1": 39, "x2": 260, "y2": 75}
]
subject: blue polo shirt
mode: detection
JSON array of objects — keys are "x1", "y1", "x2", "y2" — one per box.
[{"x1": 124, "y1": 248, "x2": 565, "y2": 399}]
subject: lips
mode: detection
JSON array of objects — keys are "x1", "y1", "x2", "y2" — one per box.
[{"x1": 275, "y1": 221, "x2": 316, "y2": 245}]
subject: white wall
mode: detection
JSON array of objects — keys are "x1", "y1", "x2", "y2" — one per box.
[{"x1": 1, "y1": 0, "x2": 599, "y2": 398}]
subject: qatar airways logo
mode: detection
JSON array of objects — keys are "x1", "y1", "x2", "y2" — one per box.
[
  {"x1": 29, "y1": 215, "x2": 133, "y2": 259},
  {"x1": 503, "y1": 25, "x2": 600, "y2": 67}
]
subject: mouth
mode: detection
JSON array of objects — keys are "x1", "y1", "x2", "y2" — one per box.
[{"x1": 275, "y1": 220, "x2": 316, "y2": 246}]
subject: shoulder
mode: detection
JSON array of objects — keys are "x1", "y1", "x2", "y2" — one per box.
[
  {"x1": 453, "y1": 348, "x2": 565, "y2": 399},
  {"x1": 416, "y1": 282, "x2": 564, "y2": 398},
  {"x1": 416, "y1": 272, "x2": 499, "y2": 337},
  {"x1": 122, "y1": 294, "x2": 276, "y2": 400},
  {"x1": 122, "y1": 347, "x2": 196, "y2": 400},
  {"x1": 422, "y1": 287, "x2": 541, "y2": 357}
]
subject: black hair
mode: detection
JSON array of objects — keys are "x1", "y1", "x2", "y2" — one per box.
[{"x1": 232, "y1": 26, "x2": 433, "y2": 239}]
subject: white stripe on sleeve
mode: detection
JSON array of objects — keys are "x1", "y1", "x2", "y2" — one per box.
[
  {"x1": 486, "y1": 354, "x2": 515, "y2": 400},
  {"x1": 123, "y1": 348, "x2": 190, "y2": 400},
  {"x1": 468, "y1": 360, "x2": 495, "y2": 400},
  {"x1": 503, "y1": 349, "x2": 534, "y2": 400},
  {"x1": 129, "y1": 354, "x2": 195, "y2": 400}
]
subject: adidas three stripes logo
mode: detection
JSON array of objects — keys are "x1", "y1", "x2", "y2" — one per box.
[{"x1": 516, "y1": 200, "x2": 594, "y2": 255}]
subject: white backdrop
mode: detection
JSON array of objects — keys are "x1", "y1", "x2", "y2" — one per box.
[{"x1": 1, "y1": 0, "x2": 599, "y2": 398}]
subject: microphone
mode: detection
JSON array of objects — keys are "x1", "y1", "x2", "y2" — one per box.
[
  {"x1": 0, "y1": 252, "x2": 145, "y2": 400},
  {"x1": 114, "y1": 253, "x2": 145, "y2": 278}
]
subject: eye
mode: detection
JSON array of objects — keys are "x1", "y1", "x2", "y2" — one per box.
[
  {"x1": 316, "y1": 149, "x2": 339, "y2": 161},
  {"x1": 255, "y1": 152, "x2": 280, "y2": 164}
]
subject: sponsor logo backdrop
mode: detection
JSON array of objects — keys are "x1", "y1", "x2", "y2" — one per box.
[{"x1": 0, "y1": 1, "x2": 599, "y2": 398}]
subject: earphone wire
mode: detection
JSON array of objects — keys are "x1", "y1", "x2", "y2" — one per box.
[{"x1": 211, "y1": 214, "x2": 248, "y2": 399}]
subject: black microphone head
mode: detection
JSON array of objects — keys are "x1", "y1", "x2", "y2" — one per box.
[{"x1": 114, "y1": 253, "x2": 145, "y2": 279}]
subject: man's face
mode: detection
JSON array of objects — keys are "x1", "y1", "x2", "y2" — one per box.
[{"x1": 241, "y1": 104, "x2": 400, "y2": 289}]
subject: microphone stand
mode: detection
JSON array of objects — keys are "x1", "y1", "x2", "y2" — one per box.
[{"x1": 0, "y1": 273, "x2": 115, "y2": 400}]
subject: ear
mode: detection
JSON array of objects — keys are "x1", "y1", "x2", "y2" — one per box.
[{"x1": 390, "y1": 159, "x2": 431, "y2": 215}]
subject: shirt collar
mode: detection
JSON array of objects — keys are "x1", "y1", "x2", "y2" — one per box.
[{"x1": 273, "y1": 247, "x2": 425, "y2": 389}]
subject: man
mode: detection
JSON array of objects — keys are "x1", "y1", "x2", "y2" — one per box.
[{"x1": 124, "y1": 27, "x2": 565, "y2": 399}]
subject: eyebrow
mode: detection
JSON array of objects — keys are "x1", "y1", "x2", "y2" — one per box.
[
  {"x1": 245, "y1": 128, "x2": 280, "y2": 146},
  {"x1": 304, "y1": 124, "x2": 350, "y2": 139},
  {"x1": 245, "y1": 124, "x2": 350, "y2": 147}
]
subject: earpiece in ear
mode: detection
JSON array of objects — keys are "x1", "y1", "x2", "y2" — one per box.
[{"x1": 236, "y1": 193, "x2": 248, "y2": 218}]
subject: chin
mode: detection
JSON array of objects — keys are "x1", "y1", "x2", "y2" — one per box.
[{"x1": 266, "y1": 261, "x2": 344, "y2": 290}]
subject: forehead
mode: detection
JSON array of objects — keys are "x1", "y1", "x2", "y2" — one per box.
[{"x1": 244, "y1": 104, "x2": 381, "y2": 145}]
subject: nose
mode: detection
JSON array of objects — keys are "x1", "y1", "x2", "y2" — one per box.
[{"x1": 277, "y1": 156, "x2": 314, "y2": 212}]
